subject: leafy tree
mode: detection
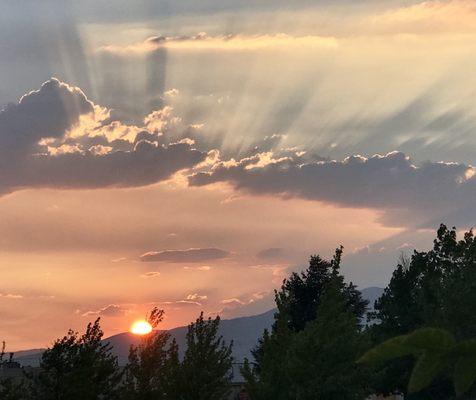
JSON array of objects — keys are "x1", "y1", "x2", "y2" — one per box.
[
  {"x1": 120, "y1": 308, "x2": 180, "y2": 400},
  {"x1": 31, "y1": 318, "x2": 122, "y2": 400},
  {"x1": 369, "y1": 224, "x2": 476, "y2": 399},
  {"x1": 360, "y1": 327, "x2": 476, "y2": 397},
  {"x1": 179, "y1": 312, "x2": 233, "y2": 400},
  {"x1": 244, "y1": 247, "x2": 368, "y2": 399}
]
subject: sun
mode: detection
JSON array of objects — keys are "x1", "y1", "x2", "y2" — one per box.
[{"x1": 130, "y1": 320, "x2": 153, "y2": 335}]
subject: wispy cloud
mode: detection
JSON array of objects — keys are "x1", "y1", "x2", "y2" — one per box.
[
  {"x1": 98, "y1": 33, "x2": 339, "y2": 55},
  {"x1": 140, "y1": 248, "x2": 229, "y2": 263}
]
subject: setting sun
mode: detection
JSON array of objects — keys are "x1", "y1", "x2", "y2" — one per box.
[{"x1": 130, "y1": 320, "x2": 153, "y2": 335}]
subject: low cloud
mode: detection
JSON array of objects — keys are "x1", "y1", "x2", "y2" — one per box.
[
  {"x1": 141, "y1": 271, "x2": 161, "y2": 278},
  {"x1": 221, "y1": 298, "x2": 245, "y2": 306},
  {"x1": 186, "y1": 293, "x2": 208, "y2": 301},
  {"x1": 82, "y1": 304, "x2": 127, "y2": 317},
  {"x1": 183, "y1": 266, "x2": 212, "y2": 271},
  {"x1": 0, "y1": 293, "x2": 24, "y2": 299},
  {"x1": 256, "y1": 247, "x2": 284, "y2": 260},
  {"x1": 190, "y1": 150, "x2": 476, "y2": 227},
  {"x1": 140, "y1": 248, "x2": 229, "y2": 263}
]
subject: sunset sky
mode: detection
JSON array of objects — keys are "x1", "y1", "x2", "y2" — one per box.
[{"x1": 2, "y1": 0, "x2": 476, "y2": 350}]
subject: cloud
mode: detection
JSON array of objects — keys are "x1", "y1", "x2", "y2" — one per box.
[
  {"x1": 0, "y1": 293, "x2": 24, "y2": 299},
  {"x1": 98, "y1": 33, "x2": 338, "y2": 55},
  {"x1": 0, "y1": 78, "x2": 93, "y2": 158},
  {"x1": 140, "y1": 248, "x2": 229, "y2": 263},
  {"x1": 82, "y1": 304, "x2": 127, "y2": 317},
  {"x1": 186, "y1": 293, "x2": 208, "y2": 301},
  {"x1": 183, "y1": 266, "x2": 212, "y2": 271},
  {"x1": 189, "y1": 150, "x2": 476, "y2": 227},
  {"x1": 256, "y1": 247, "x2": 284, "y2": 260},
  {"x1": 221, "y1": 298, "x2": 245, "y2": 306},
  {"x1": 141, "y1": 271, "x2": 161, "y2": 278},
  {"x1": 0, "y1": 79, "x2": 207, "y2": 196}
]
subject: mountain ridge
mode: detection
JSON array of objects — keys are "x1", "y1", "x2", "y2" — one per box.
[{"x1": 13, "y1": 287, "x2": 384, "y2": 367}]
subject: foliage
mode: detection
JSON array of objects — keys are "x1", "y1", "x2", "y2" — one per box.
[
  {"x1": 0, "y1": 378, "x2": 27, "y2": 400},
  {"x1": 369, "y1": 224, "x2": 476, "y2": 399},
  {"x1": 120, "y1": 308, "x2": 180, "y2": 400},
  {"x1": 244, "y1": 247, "x2": 369, "y2": 399},
  {"x1": 179, "y1": 312, "x2": 233, "y2": 400},
  {"x1": 360, "y1": 327, "x2": 476, "y2": 397},
  {"x1": 31, "y1": 318, "x2": 123, "y2": 400},
  {"x1": 286, "y1": 281, "x2": 371, "y2": 400}
]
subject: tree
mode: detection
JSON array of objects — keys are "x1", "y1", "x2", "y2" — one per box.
[
  {"x1": 244, "y1": 248, "x2": 368, "y2": 399},
  {"x1": 31, "y1": 318, "x2": 122, "y2": 400},
  {"x1": 369, "y1": 224, "x2": 476, "y2": 399},
  {"x1": 0, "y1": 342, "x2": 28, "y2": 400},
  {"x1": 120, "y1": 308, "x2": 180, "y2": 400},
  {"x1": 179, "y1": 312, "x2": 233, "y2": 400},
  {"x1": 286, "y1": 280, "x2": 370, "y2": 400}
]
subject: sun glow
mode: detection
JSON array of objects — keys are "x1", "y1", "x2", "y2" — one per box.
[{"x1": 131, "y1": 320, "x2": 153, "y2": 335}]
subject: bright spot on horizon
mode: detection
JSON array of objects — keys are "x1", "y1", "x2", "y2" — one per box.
[{"x1": 130, "y1": 320, "x2": 153, "y2": 335}]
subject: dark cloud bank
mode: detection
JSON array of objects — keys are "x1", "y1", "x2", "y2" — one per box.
[
  {"x1": 0, "y1": 78, "x2": 205, "y2": 196},
  {"x1": 190, "y1": 150, "x2": 476, "y2": 227}
]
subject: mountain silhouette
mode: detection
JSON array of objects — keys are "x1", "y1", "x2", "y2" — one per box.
[{"x1": 14, "y1": 287, "x2": 384, "y2": 367}]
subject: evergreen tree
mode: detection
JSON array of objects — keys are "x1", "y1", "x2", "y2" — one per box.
[
  {"x1": 120, "y1": 308, "x2": 180, "y2": 400},
  {"x1": 244, "y1": 247, "x2": 368, "y2": 399},
  {"x1": 286, "y1": 280, "x2": 370, "y2": 400},
  {"x1": 179, "y1": 312, "x2": 233, "y2": 400},
  {"x1": 31, "y1": 318, "x2": 122, "y2": 400}
]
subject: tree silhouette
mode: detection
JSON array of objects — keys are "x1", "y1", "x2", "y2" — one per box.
[
  {"x1": 179, "y1": 312, "x2": 233, "y2": 400},
  {"x1": 244, "y1": 248, "x2": 368, "y2": 399},
  {"x1": 31, "y1": 318, "x2": 122, "y2": 400},
  {"x1": 0, "y1": 342, "x2": 27, "y2": 400},
  {"x1": 369, "y1": 224, "x2": 476, "y2": 399},
  {"x1": 120, "y1": 308, "x2": 180, "y2": 400}
]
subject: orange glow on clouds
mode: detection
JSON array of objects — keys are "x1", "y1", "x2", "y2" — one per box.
[{"x1": 130, "y1": 320, "x2": 153, "y2": 335}]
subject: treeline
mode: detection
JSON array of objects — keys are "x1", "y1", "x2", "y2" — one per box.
[
  {"x1": 243, "y1": 224, "x2": 476, "y2": 400},
  {"x1": 3, "y1": 224, "x2": 476, "y2": 399},
  {"x1": 0, "y1": 312, "x2": 233, "y2": 400}
]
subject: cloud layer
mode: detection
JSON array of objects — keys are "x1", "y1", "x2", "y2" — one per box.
[{"x1": 190, "y1": 150, "x2": 476, "y2": 227}]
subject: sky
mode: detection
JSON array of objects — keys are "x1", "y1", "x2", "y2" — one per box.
[{"x1": 1, "y1": 0, "x2": 476, "y2": 350}]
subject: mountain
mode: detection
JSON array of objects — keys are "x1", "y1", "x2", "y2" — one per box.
[
  {"x1": 14, "y1": 309, "x2": 276, "y2": 367},
  {"x1": 105, "y1": 309, "x2": 276, "y2": 365},
  {"x1": 14, "y1": 287, "x2": 384, "y2": 367},
  {"x1": 360, "y1": 287, "x2": 385, "y2": 310}
]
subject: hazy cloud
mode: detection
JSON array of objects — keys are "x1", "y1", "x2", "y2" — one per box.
[
  {"x1": 186, "y1": 293, "x2": 208, "y2": 301},
  {"x1": 256, "y1": 247, "x2": 284, "y2": 260},
  {"x1": 141, "y1": 271, "x2": 161, "y2": 278},
  {"x1": 140, "y1": 248, "x2": 229, "y2": 263},
  {"x1": 98, "y1": 33, "x2": 338, "y2": 55},
  {"x1": 82, "y1": 304, "x2": 127, "y2": 317}
]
